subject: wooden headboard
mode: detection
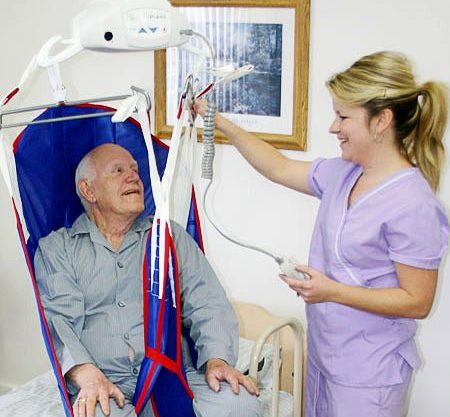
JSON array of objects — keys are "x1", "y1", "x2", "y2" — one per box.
[{"x1": 232, "y1": 302, "x2": 305, "y2": 395}]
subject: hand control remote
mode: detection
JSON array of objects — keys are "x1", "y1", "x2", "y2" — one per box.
[{"x1": 276, "y1": 256, "x2": 310, "y2": 280}]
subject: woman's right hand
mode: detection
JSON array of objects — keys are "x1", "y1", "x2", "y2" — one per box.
[{"x1": 193, "y1": 98, "x2": 208, "y2": 118}]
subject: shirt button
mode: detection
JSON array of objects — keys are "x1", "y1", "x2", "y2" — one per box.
[
  {"x1": 117, "y1": 301, "x2": 126, "y2": 308},
  {"x1": 117, "y1": 261, "x2": 124, "y2": 268},
  {"x1": 132, "y1": 368, "x2": 139, "y2": 375},
  {"x1": 124, "y1": 333, "x2": 130, "y2": 340}
]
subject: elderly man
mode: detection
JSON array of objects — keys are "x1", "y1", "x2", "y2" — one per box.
[{"x1": 34, "y1": 143, "x2": 262, "y2": 417}]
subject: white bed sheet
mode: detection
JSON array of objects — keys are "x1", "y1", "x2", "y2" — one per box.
[
  {"x1": 0, "y1": 370, "x2": 293, "y2": 417},
  {"x1": 0, "y1": 371, "x2": 64, "y2": 417}
]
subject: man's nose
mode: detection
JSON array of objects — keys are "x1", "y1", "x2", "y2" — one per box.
[{"x1": 125, "y1": 169, "x2": 140, "y2": 182}]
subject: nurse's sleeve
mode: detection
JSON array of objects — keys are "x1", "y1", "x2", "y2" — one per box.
[
  {"x1": 307, "y1": 157, "x2": 350, "y2": 199},
  {"x1": 384, "y1": 198, "x2": 450, "y2": 269}
]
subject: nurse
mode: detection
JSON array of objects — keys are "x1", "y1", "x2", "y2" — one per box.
[{"x1": 194, "y1": 51, "x2": 449, "y2": 417}]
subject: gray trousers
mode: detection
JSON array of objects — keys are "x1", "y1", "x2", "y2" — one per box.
[{"x1": 72, "y1": 368, "x2": 263, "y2": 417}]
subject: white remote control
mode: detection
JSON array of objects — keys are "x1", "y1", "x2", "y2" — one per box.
[{"x1": 276, "y1": 256, "x2": 309, "y2": 280}]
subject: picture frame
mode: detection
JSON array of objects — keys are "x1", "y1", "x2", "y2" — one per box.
[{"x1": 154, "y1": 0, "x2": 310, "y2": 150}]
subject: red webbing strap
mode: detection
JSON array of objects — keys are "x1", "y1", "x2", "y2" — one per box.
[
  {"x1": 1, "y1": 87, "x2": 19, "y2": 106},
  {"x1": 135, "y1": 223, "x2": 170, "y2": 413},
  {"x1": 12, "y1": 198, "x2": 74, "y2": 417},
  {"x1": 135, "y1": 222, "x2": 194, "y2": 414}
]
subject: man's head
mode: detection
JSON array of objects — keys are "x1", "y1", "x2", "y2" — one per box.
[{"x1": 75, "y1": 144, "x2": 145, "y2": 223}]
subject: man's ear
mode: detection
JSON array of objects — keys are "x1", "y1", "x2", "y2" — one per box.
[{"x1": 78, "y1": 180, "x2": 96, "y2": 204}]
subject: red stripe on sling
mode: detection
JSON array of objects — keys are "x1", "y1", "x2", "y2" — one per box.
[
  {"x1": 135, "y1": 222, "x2": 171, "y2": 412},
  {"x1": 12, "y1": 199, "x2": 74, "y2": 416}
]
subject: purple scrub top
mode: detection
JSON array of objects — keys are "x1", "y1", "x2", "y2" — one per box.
[{"x1": 306, "y1": 157, "x2": 449, "y2": 387}]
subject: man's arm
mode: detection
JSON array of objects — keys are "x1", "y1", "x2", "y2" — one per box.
[
  {"x1": 172, "y1": 223, "x2": 238, "y2": 368},
  {"x1": 34, "y1": 230, "x2": 125, "y2": 416},
  {"x1": 172, "y1": 223, "x2": 258, "y2": 395},
  {"x1": 34, "y1": 232, "x2": 94, "y2": 374}
]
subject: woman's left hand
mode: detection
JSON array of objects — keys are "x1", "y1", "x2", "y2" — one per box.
[{"x1": 280, "y1": 265, "x2": 340, "y2": 304}]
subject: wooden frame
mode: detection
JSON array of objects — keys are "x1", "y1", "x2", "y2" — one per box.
[
  {"x1": 155, "y1": 0, "x2": 310, "y2": 150},
  {"x1": 233, "y1": 302, "x2": 306, "y2": 416}
]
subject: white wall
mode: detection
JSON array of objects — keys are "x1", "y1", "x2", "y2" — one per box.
[{"x1": 0, "y1": 1, "x2": 449, "y2": 415}]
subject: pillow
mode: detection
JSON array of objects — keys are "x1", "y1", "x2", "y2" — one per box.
[{"x1": 236, "y1": 337, "x2": 275, "y2": 389}]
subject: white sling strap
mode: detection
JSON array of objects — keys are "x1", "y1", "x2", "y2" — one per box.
[{"x1": 128, "y1": 83, "x2": 197, "y2": 303}]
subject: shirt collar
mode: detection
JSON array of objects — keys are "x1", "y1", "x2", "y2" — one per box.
[{"x1": 68, "y1": 212, "x2": 153, "y2": 238}]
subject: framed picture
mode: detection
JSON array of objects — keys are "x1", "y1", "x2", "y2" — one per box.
[{"x1": 154, "y1": 0, "x2": 310, "y2": 150}]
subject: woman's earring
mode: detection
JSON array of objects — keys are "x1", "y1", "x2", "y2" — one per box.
[{"x1": 374, "y1": 132, "x2": 383, "y2": 144}]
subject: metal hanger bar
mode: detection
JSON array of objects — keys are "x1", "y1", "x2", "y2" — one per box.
[
  {"x1": 130, "y1": 86, "x2": 151, "y2": 111},
  {"x1": 1, "y1": 111, "x2": 117, "y2": 129},
  {"x1": 0, "y1": 87, "x2": 153, "y2": 129},
  {"x1": 0, "y1": 94, "x2": 131, "y2": 117},
  {"x1": 65, "y1": 94, "x2": 132, "y2": 107}
]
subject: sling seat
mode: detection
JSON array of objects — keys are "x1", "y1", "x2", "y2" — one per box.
[{"x1": 12, "y1": 104, "x2": 202, "y2": 417}]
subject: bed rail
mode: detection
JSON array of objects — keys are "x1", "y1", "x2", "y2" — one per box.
[{"x1": 248, "y1": 317, "x2": 304, "y2": 417}]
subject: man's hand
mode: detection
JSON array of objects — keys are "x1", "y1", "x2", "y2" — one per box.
[
  {"x1": 205, "y1": 358, "x2": 259, "y2": 396},
  {"x1": 67, "y1": 363, "x2": 125, "y2": 417}
]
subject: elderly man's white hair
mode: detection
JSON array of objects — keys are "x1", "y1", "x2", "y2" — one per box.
[{"x1": 75, "y1": 152, "x2": 97, "y2": 211}]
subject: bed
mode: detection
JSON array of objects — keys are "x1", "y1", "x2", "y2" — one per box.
[{"x1": 0, "y1": 302, "x2": 305, "y2": 417}]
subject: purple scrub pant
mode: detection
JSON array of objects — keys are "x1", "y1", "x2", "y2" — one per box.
[{"x1": 305, "y1": 358, "x2": 412, "y2": 417}]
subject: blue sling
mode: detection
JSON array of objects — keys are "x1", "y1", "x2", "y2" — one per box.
[{"x1": 13, "y1": 104, "x2": 201, "y2": 416}]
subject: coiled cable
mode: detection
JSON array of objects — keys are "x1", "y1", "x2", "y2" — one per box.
[
  {"x1": 199, "y1": 80, "x2": 281, "y2": 263},
  {"x1": 201, "y1": 94, "x2": 216, "y2": 180}
]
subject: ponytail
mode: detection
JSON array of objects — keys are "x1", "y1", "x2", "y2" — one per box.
[{"x1": 410, "y1": 82, "x2": 448, "y2": 191}]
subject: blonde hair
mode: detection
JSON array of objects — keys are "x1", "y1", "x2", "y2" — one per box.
[{"x1": 326, "y1": 51, "x2": 448, "y2": 191}]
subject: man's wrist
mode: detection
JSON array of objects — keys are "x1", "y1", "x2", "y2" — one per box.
[
  {"x1": 206, "y1": 358, "x2": 228, "y2": 369},
  {"x1": 67, "y1": 363, "x2": 101, "y2": 387}
]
